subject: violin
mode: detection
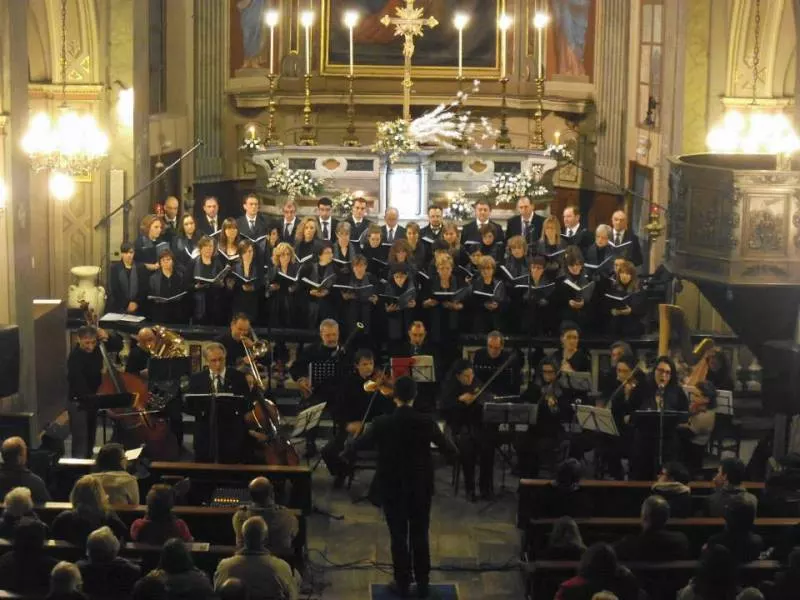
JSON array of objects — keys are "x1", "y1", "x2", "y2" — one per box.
[{"x1": 363, "y1": 370, "x2": 394, "y2": 396}]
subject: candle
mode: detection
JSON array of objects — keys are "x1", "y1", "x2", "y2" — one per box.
[
  {"x1": 533, "y1": 12, "x2": 551, "y2": 80},
  {"x1": 248, "y1": 125, "x2": 256, "y2": 140},
  {"x1": 498, "y1": 14, "x2": 512, "y2": 79},
  {"x1": 301, "y1": 11, "x2": 314, "y2": 75},
  {"x1": 344, "y1": 11, "x2": 359, "y2": 77},
  {"x1": 265, "y1": 10, "x2": 279, "y2": 75},
  {"x1": 554, "y1": 130, "x2": 561, "y2": 146},
  {"x1": 454, "y1": 14, "x2": 469, "y2": 79}
]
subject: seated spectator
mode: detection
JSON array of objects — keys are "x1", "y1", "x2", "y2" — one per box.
[
  {"x1": 0, "y1": 436, "x2": 50, "y2": 502},
  {"x1": 51, "y1": 475, "x2": 127, "y2": 548},
  {"x1": 705, "y1": 495, "x2": 764, "y2": 563},
  {"x1": 132, "y1": 573, "x2": 168, "y2": 600},
  {"x1": 764, "y1": 548, "x2": 800, "y2": 600},
  {"x1": 535, "y1": 459, "x2": 591, "y2": 518},
  {"x1": 217, "y1": 578, "x2": 250, "y2": 600},
  {"x1": 707, "y1": 457, "x2": 758, "y2": 517},
  {"x1": 77, "y1": 526, "x2": 141, "y2": 597},
  {"x1": 540, "y1": 516, "x2": 586, "y2": 560},
  {"x1": 652, "y1": 462, "x2": 692, "y2": 518},
  {"x1": 677, "y1": 545, "x2": 739, "y2": 600},
  {"x1": 679, "y1": 381, "x2": 717, "y2": 476},
  {"x1": 214, "y1": 516, "x2": 298, "y2": 600},
  {"x1": 233, "y1": 477, "x2": 299, "y2": 562},
  {"x1": 0, "y1": 517, "x2": 59, "y2": 594},
  {"x1": 93, "y1": 442, "x2": 139, "y2": 505},
  {"x1": 130, "y1": 484, "x2": 193, "y2": 544},
  {"x1": 554, "y1": 543, "x2": 640, "y2": 600},
  {"x1": 0, "y1": 486, "x2": 42, "y2": 538},
  {"x1": 47, "y1": 561, "x2": 88, "y2": 600},
  {"x1": 736, "y1": 589, "x2": 764, "y2": 600},
  {"x1": 151, "y1": 538, "x2": 214, "y2": 600},
  {"x1": 614, "y1": 495, "x2": 690, "y2": 561}
]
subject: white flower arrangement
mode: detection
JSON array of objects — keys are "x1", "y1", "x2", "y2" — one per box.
[
  {"x1": 544, "y1": 143, "x2": 574, "y2": 162},
  {"x1": 239, "y1": 137, "x2": 265, "y2": 152},
  {"x1": 264, "y1": 162, "x2": 324, "y2": 201},
  {"x1": 444, "y1": 189, "x2": 474, "y2": 222},
  {"x1": 331, "y1": 190, "x2": 356, "y2": 219},
  {"x1": 480, "y1": 165, "x2": 553, "y2": 206},
  {"x1": 372, "y1": 119, "x2": 419, "y2": 164}
]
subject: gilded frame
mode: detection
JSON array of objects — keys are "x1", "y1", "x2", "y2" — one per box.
[{"x1": 320, "y1": 0, "x2": 506, "y2": 78}]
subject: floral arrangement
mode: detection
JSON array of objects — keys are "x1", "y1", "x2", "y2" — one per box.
[
  {"x1": 264, "y1": 161, "x2": 324, "y2": 200},
  {"x1": 480, "y1": 165, "x2": 552, "y2": 206},
  {"x1": 544, "y1": 142, "x2": 574, "y2": 162},
  {"x1": 372, "y1": 81, "x2": 498, "y2": 163},
  {"x1": 331, "y1": 190, "x2": 356, "y2": 219},
  {"x1": 239, "y1": 137, "x2": 264, "y2": 152},
  {"x1": 444, "y1": 189, "x2": 474, "y2": 222}
]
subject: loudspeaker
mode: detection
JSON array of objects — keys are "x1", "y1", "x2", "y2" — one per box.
[{"x1": 761, "y1": 341, "x2": 800, "y2": 415}]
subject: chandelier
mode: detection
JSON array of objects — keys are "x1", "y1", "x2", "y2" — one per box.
[
  {"x1": 705, "y1": 0, "x2": 799, "y2": 160},
  {"x1": 21, "y1": 0, "x2": 108, "y2": 181}
]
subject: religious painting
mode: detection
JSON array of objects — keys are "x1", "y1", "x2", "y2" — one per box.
[
  {"x1": 542, "y1": 0, "x2": 596, "y2": 81},
  {"x1": 322, "y1": 0, "x2": 503, "y2": 76}
]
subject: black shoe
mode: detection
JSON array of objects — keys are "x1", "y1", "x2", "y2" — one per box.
[
  {"x1": 416, "y1": 583, "x2": 429, "y2": 598},
  {"x1": 388, "y1": 580, "x2": 410, "y2": 597}
]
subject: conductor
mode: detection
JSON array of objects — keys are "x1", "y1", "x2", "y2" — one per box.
[{"x1": 344, "y1": 376, "x2": 457, "y2": 599}]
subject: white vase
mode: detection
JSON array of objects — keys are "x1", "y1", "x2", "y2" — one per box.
[{"x1": 67, "y1": 265, "x2": 106, "y2": 317}]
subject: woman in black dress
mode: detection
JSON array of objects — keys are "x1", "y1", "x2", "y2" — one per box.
[
  {"x1": 332, "y1": 221, "x2": 359, "y2": 278},
  {"x1": 534, "y1": 215, "x2": 567, "y2": 277},
  {"x1": 266, "y1": 241, "x2": 300, "y2": 330},
  {"x1": 606, "y1": 259, "x2": 645, "y2": 337},
  {"x1": 134, "y1": 214, "x2": 166, "y2": 273},
  {"x1": 361, "y1": 225, "x2": 389, "y2": 281},
  {"x1": 336, "y1": 254, "x2": 378, "y2": 337},
  {"x1": 230, "y1": 239, "x2": 263, "y2": 322},
  {"x1": 191, "y1": 236, "x2": 226, "y2": 325},
  {"x1": 294, "y1": 217, "x2": 322, "y2": 266},
  {"x1": 404, "y1": 222, "x2": 429, "y2": 271},
  {"x1": 380, "y1": 262, "x2": 417, "y2": 354},
  {"x1": 422, "y1": 253, "x2": 467, "y2": 375},
  {"x1": 217, "y1": 218, "x2": 242, "y2": 266},
  {"x1": 469, "y1": 256, "x2": 506, "y2": 334},
  {"x1": 147, "y1": 250, "x2": 186, "y2": 324},
  {"x1": 557, "y1": 246, "x2": 595, "y2": 332},
  {"x1": 300, "y1": 243, "x2": 337, "y2": 330},
  {"x1": 172, "y1": 214, "x2": 201, "y2": 274}
]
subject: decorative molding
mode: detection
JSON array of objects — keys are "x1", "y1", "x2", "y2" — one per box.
[{"x1": 681, "y1": 0, "x2": 711, "y2": 154}]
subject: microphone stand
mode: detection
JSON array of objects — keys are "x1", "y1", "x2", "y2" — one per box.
[{"x1": 657, "y1": 386, "x2": 666, "y2": 472}]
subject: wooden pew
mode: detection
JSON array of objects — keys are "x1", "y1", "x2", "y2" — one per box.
[
  {"x1": 524, "y1": 517, "x2": 795, "y2": 559},
  {"x1": 517, "y1": 479, "x2": 767, "y2": 525},
  {"x1": 525, "y1": 560, "x2": 783, "y2": 600}
]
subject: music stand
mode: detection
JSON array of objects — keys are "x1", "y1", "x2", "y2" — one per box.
[
  {"x1": 575, "y1": 405, "x2": 619, "y2": 437},
  {"x1": 390, "y1": 356, "x2": 436, "y2": 383},
  {"x1": 184, "y1": 393, "x2": 247, "y2": 463},
  {"x1": 482, "y1": 402, "x2": 537, "y2": 494},
  {"x1": 309, "y1": 360, "x2": 339, "y2": 389},
  {"x1": 560, "y1": 371, "x2": 593, "y2": 393},
  {"x1": 291, "y1": 402, "x2": 327, "y2": 440},
  {"x1": 78, "y1": 393, "x2": 135, "y2": 446}
]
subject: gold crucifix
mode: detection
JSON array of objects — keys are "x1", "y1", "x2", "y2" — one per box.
[{"x1": 381, "y1": 0, "x2": 438, "y2": 122}]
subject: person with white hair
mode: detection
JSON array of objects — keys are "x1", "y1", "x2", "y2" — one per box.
[
  {"x1": 0, "y1": 486, "x2": 41, "y2": 538},
  {"x1": 214, "y1": 516, "x2": 298, "y2": 600},
  {"x1": 47, "y1": 561, "x2": 87, "y2": 600},
  {"x1": 77, "y1": 526, "x2": 141, "y2": 597}
]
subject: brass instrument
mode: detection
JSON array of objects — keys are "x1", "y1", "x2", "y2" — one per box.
[
  {"x1": 244, "y1": 328, "x2": 270, "y2": 359},
  {"x1": 242, "y1": 334, "x2": 268, "y2": 391},
  {"x1": 150, "y1": 326, "x2": 188, "y2": 358}
]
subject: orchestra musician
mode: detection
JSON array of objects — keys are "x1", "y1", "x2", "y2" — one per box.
[
  {"x1": 678, "y1": 381, "x2": 717, "y2": 476},
  {"x1": 215, "y1": 314, "x2": 256, "y2": 368},
  {"x1": 67, "y1": 326, "x2": 124, "y2": 458},
  {"x1": 438, "y1": 359, "x2": 495, "y2": 501},
  {"x1": 321, "y1": 349, "x2": 393, "y2": 489},
  {"x1": 471, "y1": 332, "x2": 521, "y2": 398},
  {"x1": 553, "y1": 321, "x2": 591, "y2": 374},
  {"x1": 186, "y1": 343, "x2": 250, "y2": 463},
  {"x1": 390, "y1": 321, "x2": 437, "y2": 414},
  {"x1": 125, "y1": 327, "x2": 156, "y2": 378}
]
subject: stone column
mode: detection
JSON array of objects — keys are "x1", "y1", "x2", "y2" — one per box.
[
  {"x1": 193, "y1": 0, "x2": 229, "y2": 181},
  {"x1": 132, "y1": 0, "x2": 151, "y2": 231},
  {"x1": 592, "y1": 0, "x2": 631, "y2": 190}
]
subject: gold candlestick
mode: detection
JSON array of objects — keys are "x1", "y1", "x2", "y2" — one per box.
[
  {"x1": 496, "y1": 77, "x2": 512, "y2": 149},
  {"x1": 266, "y1": 74, "x2": 281, "y2": 146},
  {"x1": 530, "y1": 76, "x2": 546, "y2": 150},
  {"x1": 342, "y1": 74, "x2": 359, "y2": 146},
  {"x1": 298, "y1": 73, "x2": 317, "y2": 146}
]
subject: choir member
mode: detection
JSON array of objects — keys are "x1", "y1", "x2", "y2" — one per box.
[
  {"x1": 585, "y1": 224, "x2": 615, "y2": 278},
  {"x1": 381, "y1": 207, "x2": 406, "y2": 244},
  {"x1": 441, "y1": 221, "x2": 469, "y2": 270},
  {"x1": 230, "y1": 239, "x2": 263, "y2": 322},
  {"x1": 523, "y1": 256, "x2": 557, "y2": 336},
  {"x1": 335, "y1": 254, "x2": 378, "y2": 337},
  {"x1": 534, "y1": 215, "x2": 567, "y2": 276},
  {"x1": 561, "y1": 205, "x2": 592, "y2": 253},
  {"x1": 293, "y1": 217, "x2": 322, "y2": 265},
  {"x1": 148, "y1": 250, "x2": 187, "y2": 324},
  {"x1": 461, "y1": 199, "x2": 505, "y2": 246},
  {"x1": 218, "y1": 218, "x2": 242, "y2": 266},
  {"x1": 404, "y1": 222, "x2": 429, "y2": 271},
  {"x1": 332, "y1": 221, "x2": 359, "y2": 278},
  {"x1": 346, "y1": 196, "x2": 372, "y2": 244},
  {"x1": 387, "y1": 239, "x2": 416, "y2": 282},
  {"x1": 505, "y1": 196, "x2": 544, "y2": 248},
  {"x1": 471, "y1": 332, "x2": 521, "y2": 397},
  {"x1": 558, "y1": 246, "x2": 595, "y2": 331},
  {"x1": 300, "y1": 242, "x2": 336, "y2": 330},
  {"x1": 476, "y1": 224, "x2": 504, "y2": 263},
  {"x1": 501, "y1": 235, "x2": 530, "y2": 329},
  {"x1": 236, "y1": 193, "x2": 270, "y2": 261},
  {"x1": 420, "y1": 205, "x2": 444, "y2": 242},
  {"x1": 610, "y1": 210, "x2": 644, "y2": 267},
  {"x1": 470, "y1": 256, "x2": 506, "y2": 334},
  {"x1": 278, "y1": 202, "x2": 299, "y2": 243},
  {"x1": 422, "y1": 253, "x2": 467, "y2": 375},
  {"x1": 316, "y1": 196, "x2": 338, "y2": 243},
  {"x1": 192, "y1": 236, "x2": 226, "y2": 325},
  {"x1": 361, "y1": 225, "x2": 389, "y2": 280},
  {"x1": 160, "y1": 196, "x2": 181, "y2": 244},
  {"x1": 266, "y1": 242, "x2": 300, "y2": 331},
  {"x1": 107, "y1": 242, "x2": 146, "y2": 315},
  {"x1": 134, "y1": 214, "x2": 167, "y2": 272},
  {"x1": 172, "y1": 214, "x2": 201, "y2": 273},
  {"x1": 197, "y1": 196, "x2": 221, "y2": 237},
  {"x1": 438, "y1": 359, "x2": 495, "y2": 501},
  {"x1": 606, "y1": 259, "x2": 645, "y2": 337},
  {"x1": 381, "y1": 263, "x2": 417, "y2": 354}
]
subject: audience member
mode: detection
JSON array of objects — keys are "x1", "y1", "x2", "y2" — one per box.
[
  {"x1": 614, "y1": 495, "x2": 689, "y2": 561},
  {"x1": 214, "y1": 516, "x2": 298, "y2": 600},
  {"x1": 535, "y1": 459, "x2": 591, "y2": 518},
  {"x1": 764, "y1": 548, "x2": 800, "y2": 600},
  {"x1": 554, "y1": 543, "x2": 640, "y2": 600},
  {"x1": 217, "y1": 577, "x2": 250, "y2": 600},
  {"x1": 131, "y1": 573, "x2": 169, "y2": 600},
  {"x1": 51, "y1": 475, "x2": 127, "y2": 548},
  {"x1": 0, "y1": 517, "x2": 59, "y2": 594},
  {"x1": 0, "y1": 486, "x2": 42, "y2": 538},
  {"x1": 736, "y1": 589, "x2": 764, "y2": 600},
  {"x1": 76, "y1": 526, "x2": 141, "y2": 598},
  {"x1": 677, "y1": 545, "x2": 739, "y2": 600},
  {"x1": 540, "y1": 516, "x2": 586, "y2": 560},
  {"x1": 652, "y1": 462, "x2": 692, "y2": 518},
  {"x1": 152, "y1": 538, "x2": 214, "y2": 600},
  {"x1": 0, "y1": 436, "x2": 50, "y2": 503},
  {"x1": 707, "y1": 458, "x2": 758, "y2": 517},
  {"x1": 93, "y1": 442, "x2": 139, "y2": 505},
  {"x1": 46, "y1": 561, "x2": 88, "y2": 600},
  {"x1": 233, "y1": 476, "x2": 299, "y2": 562},
  {"x1": 705, "y1": 495, "x2": 764, "y2": 563},
  {"x1": 130, "y1": 484, "x2": 193, "y2": 544}
]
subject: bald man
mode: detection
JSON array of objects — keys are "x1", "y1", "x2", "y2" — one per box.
[
  {"x1": 0, "y1": 437, "x2": 50, "y2": 503},
  {"x1": 381, "y1": 208, "x2": 406, "y2": 245},
  {"x1": 610, "y1": 210, "x2": 643, "y2": 267},
  {"x1": 232, "y1": 476, "x2": 299, "y2": 563},
  {"x1": 125, "y1": 327, "x2": 156, "y2": 378}
]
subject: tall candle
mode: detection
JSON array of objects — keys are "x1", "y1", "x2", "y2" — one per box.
[
  {"x1": 349, "y1": 25, "x2": 354, "y2": 75},
  {"x1": 533, "y1": 12, "x2": 550, "y2": 80},
  {"x1": 301, "y1": 11, "x2": 314, "y2": 75},
  {"x1": 265, "y1": 11, "x2": 279, "y2": 75},
  {"x1": 498, "y1": 15, "x2": 512, "y2": 79},
  {"x1": 454, "y1": 14, "x2": 469, "y2": 79}
]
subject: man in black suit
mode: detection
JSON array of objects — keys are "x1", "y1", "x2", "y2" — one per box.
[
  {"x1": 381, "y1": 207, "x2": 406, "y2": 245},
  {"x1": 236, "y1": 193, "x2": 270, "y2": 245},
  {"x1": 197, "y1": 196, "x2": 221, "y2": 237},
  {"x1": 187, "y1": 343, "x2": 251, "y2": 463},
  {"x1": 160, "y1": 196, "x2": 181, "y2": 244},
  {"x1": 462, "y1": 199, "x2": 505, "y2": 247},
  {"x1": 316, "y1": 196, "x2": 339, "y2": 243},
  {"x1": 419, "y1": 206, "x2": 444, "y2": 242},
  {"x1": 614, "y1": 495, "x2": 690, "y2": 561},
  {"x1": 107, "y1": 242, "x2": 147, "y2": 315},
  {"x1": 505, "y1": 196, "x2": 543, "y2": 248},
  {"x1": 390, "y1": 321, "x2": 438, "y2": 413},
  {"x1": 215, "y1": 313, "x2": 255, "y2": 367},
  {"x1": 471, "y1": 331, "x2": 522, "y2": 398},
  {"x1": 561, "y1": 205, "x2": 592, "y2": 254},
  {"x1": 278, "y1": 202, "x2": 299, "y2": 243},
  {"x1": 611, "y1": 210, "x2": 644, "y2": 267},
  {"x1": 346, "y1": 196, "x2": 372, "y2": 244},
  {"x1": 345, "y1": 377, "x2": 457, "y2": 598}
]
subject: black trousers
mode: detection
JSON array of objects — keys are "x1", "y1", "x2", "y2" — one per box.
[
  {"x1": 453, "y1": 426, "x2": 495, "y2": 495},
  {"x1": 321, "y1": 428, "x2": 351, "y2": 477},
  {"x1": 384, "y1": 492, "x2": 432, "y2": 589}
]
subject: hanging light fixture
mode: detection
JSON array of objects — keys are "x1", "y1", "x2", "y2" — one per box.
[
  {"x1": 705, "y1": 0, "x2": 799, "y2": 161},
  {"x1": 21, "y1": 0, "x2": 109, "y2": 179}
]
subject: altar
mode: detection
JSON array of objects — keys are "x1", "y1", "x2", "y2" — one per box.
[{"x1": 248, "y1": 145, "x2": 558, "y2": 219}]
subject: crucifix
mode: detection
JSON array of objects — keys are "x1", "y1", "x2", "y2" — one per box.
[{"x1": 381, "y1": 0, "x2": 438, "y2": 122}]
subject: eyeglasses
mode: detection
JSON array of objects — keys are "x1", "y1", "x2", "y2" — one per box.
[{"x1": 655, "y1": 368, "x2": 672, "y2": 376}]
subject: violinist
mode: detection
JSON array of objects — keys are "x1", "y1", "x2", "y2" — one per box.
[
  {"x1": 321, "y1": 349, "x2": 393, "y2": 489},
  {"x1": 438, "y1": 359, "x2": 495, "y2": 502},
  {"x1": 598, "y1": 354, "x2": 644, "y2": 480},
  {"x1": 67, "y1": 326, "x2": 123, "y2": 458},
  {"x1": 553, "y1": 321, "x2": 591, "y2": 374}
]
